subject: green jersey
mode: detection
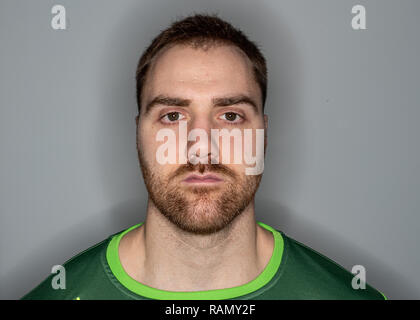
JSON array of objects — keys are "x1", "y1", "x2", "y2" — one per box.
[{"x1": 21, "y1": 221, "x2": 386, "y2": 300}]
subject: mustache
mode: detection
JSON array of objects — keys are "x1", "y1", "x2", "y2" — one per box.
[{"x1": 169, "y1": 162, "x2": 237, "y2": 180}]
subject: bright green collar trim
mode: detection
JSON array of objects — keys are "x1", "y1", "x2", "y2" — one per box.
[{"x1": 106, "y1": 221, "x2": 284, "y2": 300}]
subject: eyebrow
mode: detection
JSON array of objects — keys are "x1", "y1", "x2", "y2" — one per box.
[
  {"x1": 213, "y1": 95, "x2": 258, "y2": 113},
  {"x1": 144, "y1": 95, "x2": 191, "y2": 114},
  {"x1": 144, "y1": 94, "x2": 259, "y2": 115}
]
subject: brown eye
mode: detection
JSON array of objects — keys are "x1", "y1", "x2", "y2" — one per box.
[
  {"x1": 167, "y1": 112, "x2": 180, "y2": 121},
  {"x1": 225, "y1": 112, "x2": 237, "y2": 121},
  {"x1": 161, "y1": 112, "x2": 185, "y2": 124},
  {"x1": 220, "y1": 112, "x2": 243, "y2": 123}
]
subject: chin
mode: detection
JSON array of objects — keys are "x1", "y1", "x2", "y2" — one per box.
[
  {"x1": 184, "y1": 185, "x2": 225, "y2": 196},
  {"x1": 178, "y1": 217, "x2": 230, "y2": 235}
]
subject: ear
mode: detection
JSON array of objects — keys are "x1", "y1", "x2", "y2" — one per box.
[
  {"x1": 263, "y1": 114, "x2": 268, "y2": 155},
  {"x1": 135, "y1": 115, "x2": 140, "y2": 151}
]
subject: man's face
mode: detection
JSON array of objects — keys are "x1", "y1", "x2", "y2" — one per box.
[{"x1": 137, "y1": 44, "x2": 267, "y2": 235}]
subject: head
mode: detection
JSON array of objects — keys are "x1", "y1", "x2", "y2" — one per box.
[{"x1": 135, "y1": 14, "x2": 268, "y2": 235}]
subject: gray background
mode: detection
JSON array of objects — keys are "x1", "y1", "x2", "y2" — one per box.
[{"x1": 1, "y1": 0, "x2": 419, "y2": 299}]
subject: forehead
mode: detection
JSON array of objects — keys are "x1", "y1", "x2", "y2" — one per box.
[{"x1": 142, "y1": 44, "x2": 261, "y2": 105}]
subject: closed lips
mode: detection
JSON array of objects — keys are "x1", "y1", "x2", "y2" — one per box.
[{"x1": 183, "y1": 174, "x2": 223, "y2": 183}]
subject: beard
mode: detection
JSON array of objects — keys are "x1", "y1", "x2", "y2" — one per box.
[{"x1": 138, "y1": 149, "x2": 262, "y2": 235}]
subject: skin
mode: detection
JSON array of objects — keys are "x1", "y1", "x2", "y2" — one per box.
[{"x1": 118, "y1": 44, "x2": 274, "y2": 292}]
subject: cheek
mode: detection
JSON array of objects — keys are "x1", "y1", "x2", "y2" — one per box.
[
  {"x1": 214, "y1": 127, "x2": 263, "y2": 167},
  {"x1": 138, "y1": 125, "x2": 159, "y2": 163},
  {"x1": 138, "y1": 123, "x2": 183, "y2": 176}
]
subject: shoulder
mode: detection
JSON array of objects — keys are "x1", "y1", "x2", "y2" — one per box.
[
  {"x1": 21, "y1": 236, "x2": 113, "y2": 300},
  {"x1": 272, "y1": 230, "x2": 387, "y2": 300}
]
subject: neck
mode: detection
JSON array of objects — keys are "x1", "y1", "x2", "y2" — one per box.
[{"x1": 118, "y1": 198, "x2": 274, "y2": 292}]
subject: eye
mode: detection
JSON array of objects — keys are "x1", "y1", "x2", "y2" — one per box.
[
  {"x1": 219, "y1": 112, "x2": 243, "y2": 123},
  {"x1": 160, "y1": 112, "x2": 186, "y2": 124}
]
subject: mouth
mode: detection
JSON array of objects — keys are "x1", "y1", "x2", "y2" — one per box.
[{"x1": 182, "y1": 173, "x2": 224, "y2": 185}]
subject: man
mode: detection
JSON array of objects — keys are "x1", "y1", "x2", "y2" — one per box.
[{"x1": 22, "y1": 14, "x2": 386, "y2": 300}]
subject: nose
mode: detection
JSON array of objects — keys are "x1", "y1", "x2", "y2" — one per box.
[{"x1": 185, "y1": 116, "x2": 219, "y2": 165}]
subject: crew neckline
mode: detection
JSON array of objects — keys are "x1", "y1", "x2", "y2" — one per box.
[{"x1": 106, "y1": 221, "x2": 284, "y2": 300}]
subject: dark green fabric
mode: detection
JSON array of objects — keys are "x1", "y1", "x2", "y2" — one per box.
[{"x1": 21, "y1": 226, "x2": 386, "y2": 300}]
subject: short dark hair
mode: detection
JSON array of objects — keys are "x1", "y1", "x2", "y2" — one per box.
[{"x1": 135, "y1": 14, "x2": 267, "y2": 113}]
